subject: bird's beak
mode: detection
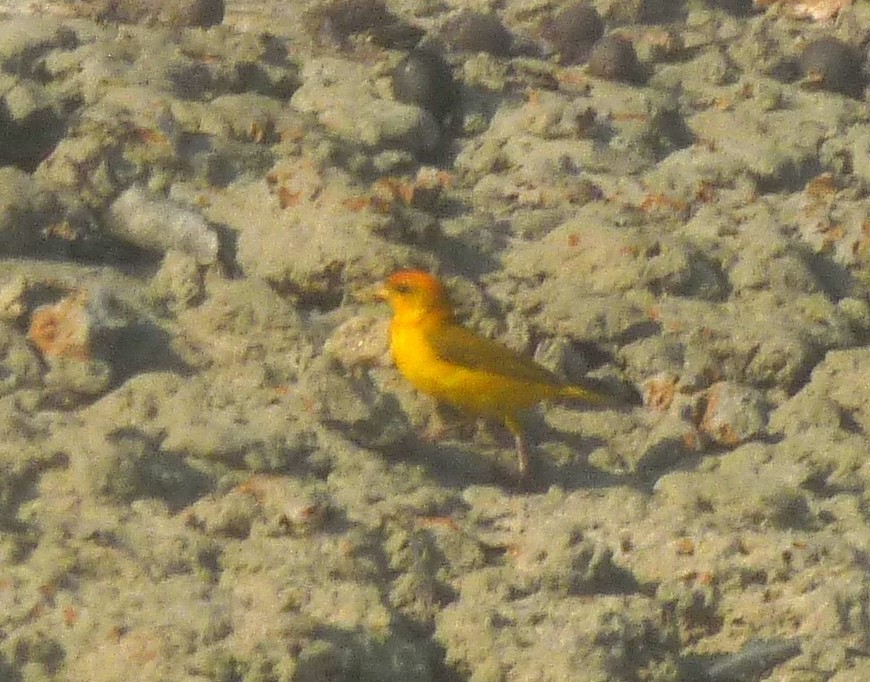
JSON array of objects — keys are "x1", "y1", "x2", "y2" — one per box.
[{"x1": 354, "y1": 281, "x2": 389, "y2": 303}]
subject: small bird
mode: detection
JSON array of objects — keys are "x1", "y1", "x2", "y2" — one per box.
[{"x1": 376, "y1": 269, "x2": 616, "y2": 477}]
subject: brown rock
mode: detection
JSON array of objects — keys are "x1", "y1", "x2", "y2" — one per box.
[{"x1": 28, "y1": 291, "x2": 92, "y2": 361}]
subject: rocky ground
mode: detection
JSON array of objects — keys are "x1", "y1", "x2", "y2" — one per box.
[{"x1": 1, "y1": 0, "x2": 870, "y2": 680}]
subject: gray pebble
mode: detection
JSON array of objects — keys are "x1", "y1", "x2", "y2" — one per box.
[
  {"x1": 393, "y1": 49, "x2": 458, "y2": 124},
  {"x1": 103, "y1": 186, "x2": 219, "y2": 264},
  {"x1": 588, "y1": 35, "x2": 643, "y2": 83},
  {"x1": 541, "y1": 2, "x2": 605, "y2": 65},
  {"x1": 799, "y1": 37, "x2": 863, "y2": 98},
  {"x1": 442, "y1": 11, "x2": 513, "y2": 57}
]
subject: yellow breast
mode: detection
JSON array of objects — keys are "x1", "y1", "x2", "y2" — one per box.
[{"x1": 388, "y1": 319, "x2": 560, "y2": 419}]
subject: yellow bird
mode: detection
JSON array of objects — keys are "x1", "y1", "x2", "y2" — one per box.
[{"x1": 376, "y1": 269, "x2": 615, "y2": 477}]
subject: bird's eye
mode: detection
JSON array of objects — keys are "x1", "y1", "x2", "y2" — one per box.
[{"x1": 393, "y1": 283, "x2": 412, "y2": 294}]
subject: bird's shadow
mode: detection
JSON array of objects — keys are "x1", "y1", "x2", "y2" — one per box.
[
  {"x1": 397, "y1": 438, "x2": 515, "y2": 489},
  {"x1": 388, "y1": 409, "x2": 634, "y2": 494},
  {"x1": 514, "y1": 413, "x2": 634, "y2": 493}
]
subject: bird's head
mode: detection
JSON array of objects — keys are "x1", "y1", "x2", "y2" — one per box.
[{"x1": 377, "y1": 270, "x2": 454, "y2": 324}]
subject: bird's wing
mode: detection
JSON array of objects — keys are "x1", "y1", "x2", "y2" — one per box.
[{"x1": 426, "y1": 324, "x2": 564, "y2": 386}]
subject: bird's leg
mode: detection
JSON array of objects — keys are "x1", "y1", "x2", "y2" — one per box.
[
  {"x1": 504, "y1": 416, "x2": 529, "y2": 477},
  {"x1": 473, "y1": 418, "x2": 498, "y2": 446},
  {"x1": 514, "y1": 433, "x2": 529, "y2": 478}
]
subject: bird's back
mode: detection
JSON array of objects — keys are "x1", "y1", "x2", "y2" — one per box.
[{"x1": 390, "y1": 318, "x2": 596, "y2": 418}]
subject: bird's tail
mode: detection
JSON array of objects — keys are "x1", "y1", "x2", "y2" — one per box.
[
  {"x1": 559, "y1": 380, "x2": 641, "y2": 406},
  {"x1": 559, "y1": 384, "x2": 608, "y2": 404}
]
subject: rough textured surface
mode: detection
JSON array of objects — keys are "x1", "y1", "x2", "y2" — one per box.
[{"x1": 0, "y1": 0, "x2": 869, "y2": 680}]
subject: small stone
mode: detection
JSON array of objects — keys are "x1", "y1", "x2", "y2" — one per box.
[
  {"x1": 149, "y1": 250, "x2": 205, "y2": 312},
  {"x1": 0, "y1": 275, "x2": 26, "y2": 321},
  {"x1": 28, "y1": 291, "x2": 94, "y2": 361},
  {"x1": 309, "y1": 0, "x2": 394, "y2": 39},
  {"x1": 699, "y1": 381, "x2": 767, "y2": 446},
  {"x1": 43, "y1": 355, "x2": 114, "y2": 396},
  {"x1": 799, "y1": 37, "x2": 864, "y2": 98},
  {"x1": 0, "y1": 168, "x2": 40, "y2": 244},
  {"x1": 69, "y1": 0, "x2": 224, "y2": 27},
  {"x1": 207, "y1": 492, "x2": 258, "y2": 539},
  {"x1": 392, "y1": 49, "x2": 459, "y2": 124},
  {"x1": 541, "y1": 2, "x2": 605, "y2": 65},
  {"x1": 442, "y1": 11, "x2": 513, "y2": 57},
  {"x1": 635, "y1": 415, "x2": 703, "y2": 472},
  {"x1": 103, "y1": 186, "x2": 219, "y2": 265},
  {"x1": 273, "y1": 492, "x2": 331, "y2": 536},
  {"x1": 587, "y1": 35, "x2": 642, "y2": 83},
  {"x1": 0, "y1": 321, "x2": 42, "y2": 395},
  {"x1": 641, "y1": 372, "x2": 679, "y2": 411},
  {"x1": 27, "y1": 287, "x2": 134, "y2": 398},
  {"x1": 291, "y1": 57, "x2": 443, "y2": 155},
  {"x1": 306, "y1": 0, "x2": 424, "y2": 49}
]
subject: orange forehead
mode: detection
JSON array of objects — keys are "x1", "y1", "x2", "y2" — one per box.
[{"x1": 387, "y1": 270, "x2": 446, "y2": 295}]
